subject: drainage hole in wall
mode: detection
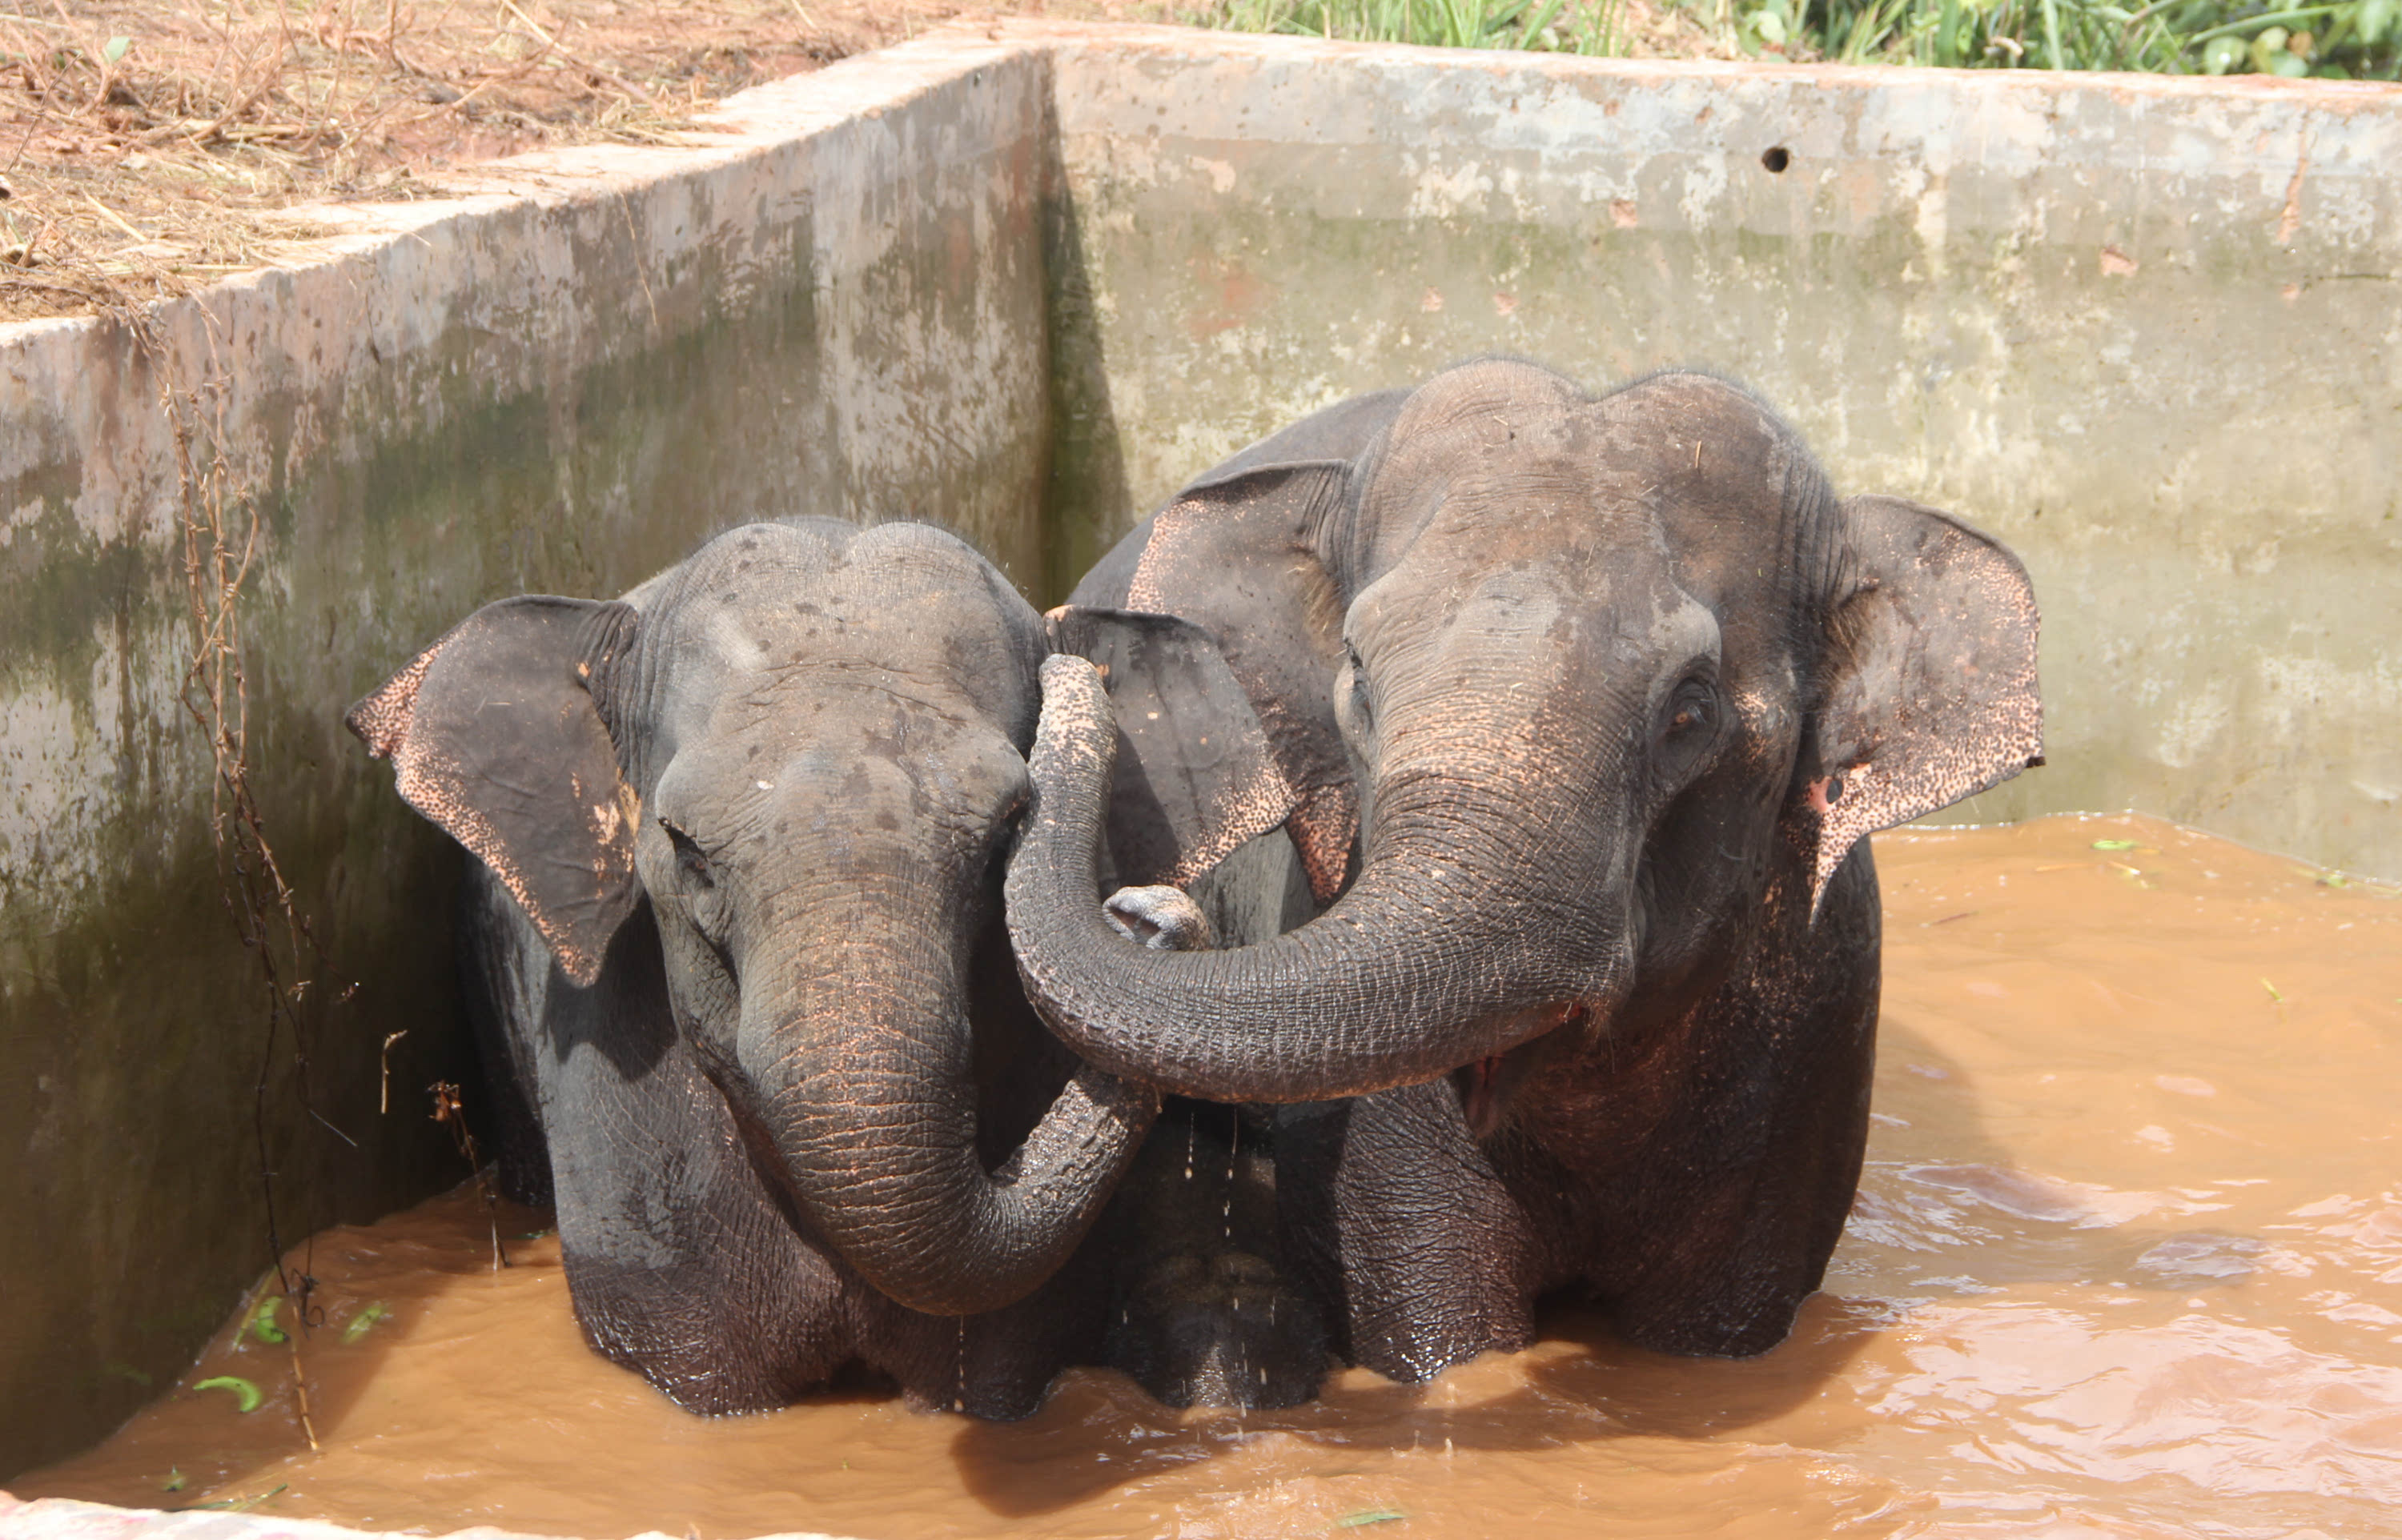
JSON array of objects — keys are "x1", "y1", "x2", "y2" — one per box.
[{"x1": 1761, "y1": 146, "x2": 1791, "y2": 173}]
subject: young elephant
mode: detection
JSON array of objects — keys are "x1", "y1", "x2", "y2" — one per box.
[
  {"x1": 1010, "y1": 362, "x2": 2043, "y2": 1385},
  {"x1": 348, "y1": 519, "x2": 1269, "y2": 1416}
]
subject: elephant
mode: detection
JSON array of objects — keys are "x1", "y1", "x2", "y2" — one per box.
[
  {"x1": 1007, "y1": 360, "x2": 2043, "y2": 1386},
  {"x1": 346, "y1": 517, "x2": 1291, "y2": 1417}
]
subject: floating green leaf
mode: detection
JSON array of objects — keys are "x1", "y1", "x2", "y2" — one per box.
[
  {"x1": 194, "y1": 1375, "x2": 263, "y2": 1413},
  {"x1": 2261, "y1": 977, "x2": 2285, "y2": 1003},
  {"x1": 102, "y1": 35, "x2": 131, "y2": 64},
  {"x1": 2091, "y1": 839, "x2": 2141, "y2": 852},
  {"x1": 1335, "y1": 1513, "x2": 1408, "y2": 1530},
  {"x1": 247, "y1": 1294, "x2": 287, "y2": 1345},
  {"x1": 191, "y1": 1484, "x2": 287, "y2": 1514},
  {"x1": 162, "y1": 1469, "x2": 185, "y2": 1493},
  {"x1": 341, "y1": 1301, "x2": 392, "y2": 1344}
]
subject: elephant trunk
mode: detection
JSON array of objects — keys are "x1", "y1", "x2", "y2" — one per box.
[
  {"x1": 1006, "y1": 657, "x2": 1620, "y2": 1104},
  {"x1": 742, "y1": 906, "x2": 1157, "y2": 1318}
]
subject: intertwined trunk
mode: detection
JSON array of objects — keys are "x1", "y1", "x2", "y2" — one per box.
[
  {"x1": 1006, "y1": 657, "x2": 1612, "y2": 1104},
  {"x1": 741, "y1": 882, "x2": 1156, "y2": 1318}
]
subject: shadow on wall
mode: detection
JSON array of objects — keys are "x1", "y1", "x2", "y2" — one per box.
[{"x1": 1039, "y1": 116, "x2": 1132, "y2": 610}]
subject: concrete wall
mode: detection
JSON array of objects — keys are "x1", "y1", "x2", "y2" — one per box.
[
  {"x1": 1038, "y1": 30, "x2": 2402, "y2": 872},
  {"x1": 0, "y1": 38, "x2": 1058, "y2": 1476},
  {"x1": 3, "y1": 19, "x2": 2396, "y2": 1486}
]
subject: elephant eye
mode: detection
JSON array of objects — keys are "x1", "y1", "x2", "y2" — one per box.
[
  {"x1": 660, "y1": 817, "x2": 717, "y2": 892},
  {"x1": 1657, "y1": 676, "x2": 1721, "y2": 780},
  {"x1": 1343, "y1": 643, "x2": 1372, "y2": 729}
]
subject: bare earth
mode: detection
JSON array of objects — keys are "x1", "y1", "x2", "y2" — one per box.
[{"x1": 0, "y1": 0, "x2": 1728, "y2": 322}]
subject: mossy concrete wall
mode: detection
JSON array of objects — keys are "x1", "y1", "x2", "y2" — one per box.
[
  {"x1": 1038, "y1": 30, "x2": 2402, "y2": 873},
  {"x1": 0, "y1": 39, "x2": 1057, "y2": 1477},
  {"x1": 3, "y1": 20, "x2": 2396, "y2": 1488}
]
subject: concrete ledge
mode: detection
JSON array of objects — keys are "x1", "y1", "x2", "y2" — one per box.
[{"x1": 0, "y1": 1494, "x2": 857, "y2": 1540}]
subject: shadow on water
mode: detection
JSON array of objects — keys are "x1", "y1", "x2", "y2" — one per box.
[
  {"x1": 35, "y1": 818, "x2": 2370, "y2": 1533},
  {"x1": 944, "y1": 997, "x2": 2292, "y2": 1520},
  {"x1": 1858, "y1": 1015, "x2": 2288, "y2": 1305},
  {"x1": 940, "y1": 1023, "x2": 1948, "y2": 1522},
  {"x1": 8, "y1": 1185, "x2": 534, "y2": 1511},
  {"x1": 942, "y1": 1291, "x2": 1891, "y2": 1519}
]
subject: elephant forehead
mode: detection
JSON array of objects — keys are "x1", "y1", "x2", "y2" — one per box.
[
  {"x1": 653, "y1": 520, "x2": 1038, "y2": 672},
  {"x1": 1353, "y1": 527, "x2": 1685, "y2": 653},
  {"x1": 653, "y1": 712, "x2": 1026, "y2": 849},
  {"x1": 641, "y1": 588, "x2": 1036, "y2": 744},
  {"x1": 1368, "y1": 369, "x2": 1818, "y2": 589}
]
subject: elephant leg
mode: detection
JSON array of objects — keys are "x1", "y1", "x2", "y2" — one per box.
[
  {"x1": 456, "y1": 865, "x2": 552, "y2": 1207},
  {"x1": 1279, "y1": 1081, "x2": 1537, "y2": 1385},
  {"x1": 1602, "y1": 1000, "x2": 1876, "y2": 1358},
  {"x1": 1101, "y1": 1100, "x2": 1332, "y2": 1410},
  {"x1": 862, "y1": 1240, "x2": 1111, "y2": 1420},
  {"x1": 472, "y1": 874, "x2": 858, "y2": 1414},
  {"x1": 1597, "y1": 869, "x2": 1882, "y2": 1360}
]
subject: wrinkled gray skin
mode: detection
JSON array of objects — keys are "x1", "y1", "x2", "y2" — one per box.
[
  {"x1": 1009, "y1": 362, "x2": 2043, "y2": 1386},
  {"x1": 347, "y1": 520, "x2": 1180, "y2": 1417}
]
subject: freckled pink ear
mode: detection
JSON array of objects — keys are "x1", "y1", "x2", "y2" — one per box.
[
  {"x1": 1800, "y1": 495, "x2": 2043, "y2": 916},
  {"x1": 347, "y1": 596, "x2": 642, "y2": 987},
  {"x1": 1048, "y1": 606, "x2": 1301, "y2": 891}
]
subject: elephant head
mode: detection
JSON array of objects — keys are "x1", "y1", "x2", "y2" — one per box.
[
  {"x1": 1006, "y1": 363, "x2": 2042, "y2": 1109},
  {"x1": 348, "y1": 519, "x2": 1270, "y2": 1317}
]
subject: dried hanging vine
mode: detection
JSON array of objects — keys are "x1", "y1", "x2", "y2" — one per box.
[{"x1": 147, "y1": 307, "x2": 338, "y2": 1452}]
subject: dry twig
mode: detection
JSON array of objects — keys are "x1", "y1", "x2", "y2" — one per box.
[{"x1": 0, "y1": 0, "x2": 967, "y2": 321}]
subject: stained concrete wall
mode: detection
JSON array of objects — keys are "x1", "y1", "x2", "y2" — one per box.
[
  {"x1": 0, "y1": 38, "x2": 1058, "y2": 1476},
  {"x1": 4, "y1": 19, "x2": 2397, "y2": 1490},
  {"x1": 1038, "y1": 29, "x2": 2402, "y2": 874}
]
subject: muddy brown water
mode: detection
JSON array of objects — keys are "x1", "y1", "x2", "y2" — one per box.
[{"x1": 17, "y1": 814, "x2": 2402, "y2": 1538}]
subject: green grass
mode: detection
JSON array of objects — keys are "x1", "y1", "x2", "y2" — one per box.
[
  {"x1": 1801, "y1": 0, "x2": 2399, "y2": 74},
  {"x1": 1206, "y1": 0, "x2": 1625, "y2": 55},
  {"x1": 1199, "y1": 0, "x2": 2401, "y2": 77}
]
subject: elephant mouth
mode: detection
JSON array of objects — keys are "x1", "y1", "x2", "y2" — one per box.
[{"x1": 1455, "y1": 1001, "x2": 1587, "y2": 1137}]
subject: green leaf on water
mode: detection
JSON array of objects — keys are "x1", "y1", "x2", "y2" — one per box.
[
  {"x1": 2261, "y1": 977, "x2": 2284, "y2": 1003},
  {"x1": 191, "y1": 1484, "x2": 287, "y2": 1514},
  {"x1": 1335, "y1": 1512, "x2": 1408, "y2": 1530},
  {"x1": 102, "y1": 34, "x2": 131, "y2": 64},
  {"x1": 247, "y1": 1294, "x2": 287, "y2": 1345},
  {"x1": 194, "y1": 1375, "x2": 262, "y2": 1413},
  {"x1": 162, "y1": 1469, "x2": 185, "y2": 1493},
  {"x1": 342, "y1": 1301, "x2": 392, "y2": 1344},
  {"x1": 2091, "y1": 839, "x2": 2141, "y2": 851}
]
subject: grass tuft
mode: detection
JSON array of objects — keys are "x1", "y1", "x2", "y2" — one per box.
[
  {"x1": 1201, "y1": 0, "x2": 1629, "y2": 54},
  {"x1": 1202, "y1": 0, "x2": 2400, "y2": 75}
]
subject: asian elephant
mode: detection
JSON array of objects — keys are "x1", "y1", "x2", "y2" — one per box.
[
  {"x1": 347, "y1": 518, "x2": 1281, "y2": 1417},
  {"x1": 1008, "y1": 361, "x2": 2043, "y2": 1385}
]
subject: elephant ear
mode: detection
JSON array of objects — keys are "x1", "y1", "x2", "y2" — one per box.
[
  {"x1": 347, "y1": 596, "x2": 643, "y2": 986},
  {"x1": 1071, "y1": 459, "x2": 1360, "y2": 901},
  {"x1": 1047, "y1": 607, "x2": 1299, "y2": 892},
  {"x1": 1799, "y1": 495, "x2": 2043, "y2": 915}
]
